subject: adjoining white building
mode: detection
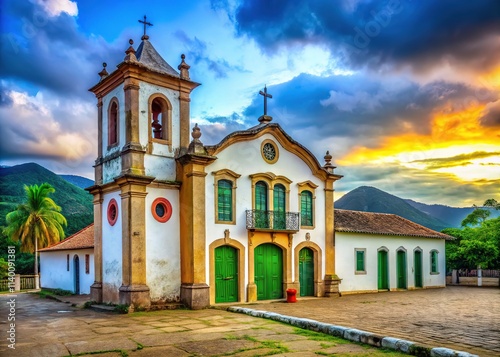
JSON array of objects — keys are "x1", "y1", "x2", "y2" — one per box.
[
  {"x1": 82, "y1": 30, "x2": 452, "y2": 310},
  {"x1": 39, "y1": 224, "x2": 94, "y2": 294},
  {"x1": 334, "y1": 209, "x2": 452, "y2": 294}
]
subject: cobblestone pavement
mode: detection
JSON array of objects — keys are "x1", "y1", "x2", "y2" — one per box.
[
  {"x1": 239, "y1": 286, "x2": 500, "y2": 357},
  {"x1": 0, "y1": 293, "x2": 406, "y2": 357}
]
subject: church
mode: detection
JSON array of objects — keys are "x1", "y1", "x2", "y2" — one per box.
[{"x1": 86, "y1": 26, "x2": 450, "y2": 310}]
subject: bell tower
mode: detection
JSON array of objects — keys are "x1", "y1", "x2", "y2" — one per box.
[{"x1": 87, "y1": 20, "x2": 200, "y2": 310}]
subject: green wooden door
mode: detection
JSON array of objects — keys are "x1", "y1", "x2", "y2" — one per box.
[
  {"x1": 414, "y1": 250, "x2": 423, "y2": 288},
  {"x1": 273, "y1": 184, "x2": 286, "y2": 229},
  {"x1": 255, "y1": 244, "x2": 283, "y2": 300},
  {"x1": 397, "y1": 250, "x2": 407, "y2": 289},
  {"x1": 215, "y1": 246, "x2": 238, "y2": 303},
  {"x1": 299, "y1": 248, "x2": 314, "y2": 296},
  {"x1": 377, "y1": 250, "x2": 389, "y2": 290}
]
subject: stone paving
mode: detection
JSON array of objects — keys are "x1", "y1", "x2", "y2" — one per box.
[
  {"x1": 236, "y1": 286, "x2": 500, "y2": 357},
  {"x1": 0, "y1": 293, "x2": 405, "y2": 357}
]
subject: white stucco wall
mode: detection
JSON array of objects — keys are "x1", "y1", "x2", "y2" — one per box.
[
  {"x1": 145, "y1": 187, "x2": 181, "y2": 302},
  {"x1": 335, "y1": 232, "x2": 446, "y2": 293},
  {"x1": 101, "y1": 191, "x2": 123, "y2": 303},
  {"x1": 40, "y1": 249, "x2": 94, "y2": 294},
  {"x1": 204, "y1": 133, "x2": 327, "y2": 300}
]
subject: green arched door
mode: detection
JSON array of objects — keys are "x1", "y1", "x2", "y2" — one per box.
[
  {"x1": 299, "y1": 248, "x2": 314, "y2": 296},
  {"x1": 377, "y1": 250, "x2": 389, "y2": 290},
  {"x1": 397, "y1": 250, "x2": 407, "y2": 289},
  {"x1": 255, "y1": 244, "x2": 283, "y2": 300},
  {"x1": 414, "y1": 250, "x2": 423, "y2": 288},
  {"x1": 215, "y1": 246, "x2": 238, "y2": 303}
]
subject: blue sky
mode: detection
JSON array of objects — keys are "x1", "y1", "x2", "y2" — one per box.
[{"x1": 1, "y1": 0, "x2": 499, "y2": 206}]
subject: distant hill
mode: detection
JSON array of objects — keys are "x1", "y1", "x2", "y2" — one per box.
[
  {"x1": 0, "y1": 163, "x2": 93, "y2": 236},
  {"x1": 405, "y1": 199, "x2": 500, "y2": 228},
  {"x1": 59, "y1": 175, "x2": 94, "y2": 189},
  {"x1": 335, "y1": 186, "x2": 449, "y2": 231}
]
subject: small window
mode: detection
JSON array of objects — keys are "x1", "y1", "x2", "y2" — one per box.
[
  {"x1": 67, "y1": 254, "x2": 70, "y2": 271},
  {"x1": 355, "y1": 248, "x2": 366, "y2": 274},
  {"x1": 300, "y1": 191, "x2": 313, "y2": 227},
  {"x1": 108, "y1": 100, "x2": 118, "y2": 146},
  {"x1": 85, "y1": 254, "x2": 90, "y2": 274},
  {"x1": 151, "y1": 98, "x2": 163, "y2": 139},
  {"x1": 151, "y1": 198, "x2": 173, "y2": 223},
  {"x1": 107, "y1": 199, "x2": 118, "y2": 226},
  {"x1": 217, "y1": 180, "x2": 233, "y2": 221},
  {"x1": 430, "y1": 250, "x2": 439, "y2": 274}
]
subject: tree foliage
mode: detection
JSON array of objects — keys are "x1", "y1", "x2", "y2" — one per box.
[
  {"x1": 3, "y1": 183, "x2": 67, "y2": 275},
  {"x1": 445, "y1": 199, "x2": 500, "y2": 270}
]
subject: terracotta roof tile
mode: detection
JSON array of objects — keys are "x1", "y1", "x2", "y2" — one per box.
[
  {"x1": 39, "y1": 224, "x2": 94, "y2": 252},
  {"x1": 334, "y1": 209, "x2": 454, "y2": 240}
]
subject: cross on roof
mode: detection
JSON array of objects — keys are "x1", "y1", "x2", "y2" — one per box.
[
  {"x1": 138, "y1": 15, "x2": 153, "y2": 39},
  {"x1": 259, "y1": 85, "x2": 273, "y2": 116}
]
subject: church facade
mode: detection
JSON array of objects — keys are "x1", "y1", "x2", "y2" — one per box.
[{"x1": 87, "y1": 32, "x2": 449, "y2": 310}]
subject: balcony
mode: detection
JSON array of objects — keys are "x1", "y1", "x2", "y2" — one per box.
[{"x1": 245, "y1": 210, "x2": 300, "y2": 232}]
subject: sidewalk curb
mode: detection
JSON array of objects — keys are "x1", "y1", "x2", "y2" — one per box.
[{"x1": 227, "y1": 306, "x2": 478, "y2": 357}]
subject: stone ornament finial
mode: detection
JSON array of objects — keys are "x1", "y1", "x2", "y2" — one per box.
[
  {"x1": 188, "y1": 123, "x2": 206, "y2": 154},
  {"x1": 323, "y1": 150, "x2": 336, "y2": 173},
  {"x1": 178, "y1": 54, "x2": 191, "y2": 80},
  {"x1": 98, "y1": 62, "x2": 108, "y2": 81},
  {"x1": 124, "y1": 39, "x2": 137, "y2": 62}
]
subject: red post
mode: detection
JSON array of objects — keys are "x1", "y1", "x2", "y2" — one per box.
[{"x1": 286, "y1": 289, "x2": 297, "y2": 303}]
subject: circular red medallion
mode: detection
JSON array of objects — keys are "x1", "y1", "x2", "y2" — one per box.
[
  {"x1": 152, "y1": 198, "x2": 172, "y2": 223},
  {"x1": 107, "y1": 198, "x2": 118, "y2": 226}
]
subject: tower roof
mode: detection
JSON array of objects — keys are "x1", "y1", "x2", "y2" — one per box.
[{"x1": 135, "y1": 38, "x2": 180, "y2": 77}]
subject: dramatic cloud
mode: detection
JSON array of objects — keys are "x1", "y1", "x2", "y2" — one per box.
[
  {"x1": 412, "y1": 151, "x2": 500, "y2": 170},
  {"x1": 230, "y1": 0, "x2": 500, "y2": 75}
]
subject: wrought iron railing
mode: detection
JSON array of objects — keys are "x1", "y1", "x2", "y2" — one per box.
[{"x1": 246, "y1": 210, "x2": 300, "y2": 231}]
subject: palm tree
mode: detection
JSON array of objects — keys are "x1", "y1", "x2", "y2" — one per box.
[{"x1": 4, "y1": 183, "x2": 67, "y2": 278}]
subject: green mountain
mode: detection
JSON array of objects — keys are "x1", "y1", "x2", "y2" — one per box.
[
  {"x1": 0, "y1": 163, "x2": 93, "y2": 236},
  {"x1": 335, "y1": 186, "x2": 450, "y2": 231},
  {"x1": 59, "y1": 174, "x2": 94, "y2": 189}
]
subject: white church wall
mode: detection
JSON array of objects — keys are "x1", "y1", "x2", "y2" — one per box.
[
  {"x1": 335, "y1": 232, "x2": 446, "y2": 293},
  {"x1": 101, "y1": 191, "x2": 123, "y2": 303},
  {"x1": 144, "y1": 155, "x2": 177, "y2": 181},
  {"x1": 204, "y1": 133, "x2": 327, "y2": 294},
  {"x1": 145, "y1": 187, "x2": 181, "y2": 302},
  {"x1": 40, "y1": 249, "x2": 94, "y2": 294}
]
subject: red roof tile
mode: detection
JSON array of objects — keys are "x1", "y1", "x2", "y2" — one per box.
[
  {"x1": 39, "y1": 224, "x2": 94, "y2": 252},
  {"x1": 334, "y1": 209, "x2": 454, "y2": 240}
]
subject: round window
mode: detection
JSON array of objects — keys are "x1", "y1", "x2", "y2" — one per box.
[
  {"x1": 261, "y1": 139, "x2": 279, "y2": 164},
  {"x1": 107, "y1": 199, "x2": 118, "y2": 226},
  {"x1": 152, "y1": 198, "x2": 172, "y2": 223}
]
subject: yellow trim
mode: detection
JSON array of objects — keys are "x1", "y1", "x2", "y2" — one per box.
[
  {"x1": 212, "y1": 169, "x2": 241, "y2": 225},
  {"x1": 261, "y1": 139, "x2": 279, "y2": 164},
  {"x1": 148, "y1": 93, "x2": 172, "y2": 151},
  {"x1": 208, "y1": 238, "x2": 246, "y2": 305}
]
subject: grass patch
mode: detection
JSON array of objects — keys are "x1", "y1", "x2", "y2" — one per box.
[{"x1": 292, "y1": 328, "x2": 348, "y2": 344}]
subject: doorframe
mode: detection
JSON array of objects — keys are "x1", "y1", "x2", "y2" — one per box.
[
  {"x1": 73, "y1": 254, "x2": 80, "y2": 294},
  {"x1": 247, "y1": 231, "x2": 293, "y2": 302},
  {"x1": 209, "y1": 237, "x2": 245, "y2": 305},
  {"x1": 294, "y1": 241, "x2": 322, "y2": 296},
  {"x1": 377, "y1": 246, "x2": 389, "y2": 291},
  {"x1": 413, "y1": 247, "x2": 423, "y2": 288},
  {"x1": 396, "y1": 247, "x2": 408, "y2": 290}
]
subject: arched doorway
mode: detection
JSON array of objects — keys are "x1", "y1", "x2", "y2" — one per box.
[
  {"x1": 299, "y1": 247, "x2": 314, "y2": 296},
  {"x1": 414, "y1": 250, "x2": 423, "y2": 288},
  {"x1": 255, "y1": 243, "x2": 283, "y2": 300},
  {"x1": 214, "y1": 245, "x2": 238, "y2": 303},
  {"x1": 73, "y1": 255, "x2": 80, "y2": 294},
  {"x1": 377, "y1": 249, "x2": 389, "y2": 290},
  {"x1": 397, "y1": 250, "x2": 407, "y2": 289}
]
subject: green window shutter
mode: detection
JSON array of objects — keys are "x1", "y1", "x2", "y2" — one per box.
[
  {"x1": 300, "y1": 191, "x2": 313, "y2": 226},
  {"x1": 273, "y1": 184, "x2": 286, "y2": 229},
  {"x1": 356, "y1": 250, "x2": 365, "y2": 272},
  {"x1": 255, "y1": 181, "x2": 268, "y2": 211},
  {"x1": 431, "y1": 251, "x2": 438, "y2": 273},
  {"x1": 217, "y1": 180, "x2": 232, "y2": 221}
]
